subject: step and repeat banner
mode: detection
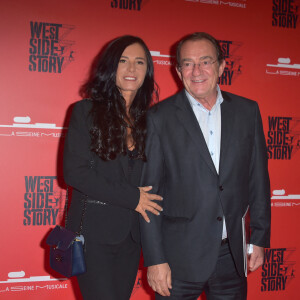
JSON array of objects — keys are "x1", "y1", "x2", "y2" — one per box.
[{"x1": 0, "y1": 0, "x2": 299, "y2": 299}]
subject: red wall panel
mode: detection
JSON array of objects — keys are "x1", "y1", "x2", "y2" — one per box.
[{"x1": 0, "y1": 0, "x2": 299, "y2": 299}]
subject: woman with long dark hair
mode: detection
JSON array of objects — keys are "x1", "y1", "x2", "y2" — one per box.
[{"x1": 63, "y1": 35, "x2": 162, "y2": 299}]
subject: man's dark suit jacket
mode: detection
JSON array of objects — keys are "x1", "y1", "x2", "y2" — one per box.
[
  {"x1": 63, "y1": 99, "x2": 142, "y2": 245},
  {"x1": 140, "y1": 90, "x2": 271, "y2": 282}
]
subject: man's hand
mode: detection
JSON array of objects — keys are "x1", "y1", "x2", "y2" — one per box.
[
  {"x1": 249, "y1": 245, "x2": 264, "y2": 272},
  {"x1": 147, "y1": 263, "x2": 172, "y2": 296}
]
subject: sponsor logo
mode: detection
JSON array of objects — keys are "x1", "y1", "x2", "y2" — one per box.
[
  {"x1": 0, "y1": 116, "x2": 67, "y2": 138},
  {"x1": 267, "y1": 116, "x2": 300, "y2": 159},
  {"x1": 23, "y1": 176, "x2": 66, "y2": 226},
  {"x1": 29, "y1": 21, "x2": 75, "y2": 73},
  {"x1": 184, "y1": 0, "x2": 247, "y2": 9},
  {"x1": 271, "y1": 189, "x2": 300, "y2": 207},
  {"x1": 150, "y1": 51, "x2": 174, "y2": 66},
  {"x1": 261, "y1": 248, "x2": 296, "y2": 291},
  {"x1": 266, "y1": 57, "x2": 300, "y2": 77},
  {"x1": 0, "y1": 271, "x2": 68, "y2": 293},
  {"x1": 111, "y1": 0, "x2": 143, "y2": 10},
  {"x1": 272, "y1": 0, "x2": 299, "y2": 29},
  {"x1": 218, "y1": 40, "x2": 243, "y2": 85}
]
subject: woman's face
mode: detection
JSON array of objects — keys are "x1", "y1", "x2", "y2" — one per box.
[{"x1": 116, "y1": 43, "x2": 148, "y2": 102}]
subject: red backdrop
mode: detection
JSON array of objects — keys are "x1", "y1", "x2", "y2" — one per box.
[{"x1": 0, "y1": 0, "x2": 299, "y2": 299}]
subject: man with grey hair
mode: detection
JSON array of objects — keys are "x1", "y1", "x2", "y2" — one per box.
[{"x1": 140, "y1": 32, "x2": 271, "y2": 299}]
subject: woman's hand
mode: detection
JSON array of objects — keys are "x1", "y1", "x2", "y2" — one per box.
[{"x1": 136, "y1": 186, "x2": 163, "y2": 223}]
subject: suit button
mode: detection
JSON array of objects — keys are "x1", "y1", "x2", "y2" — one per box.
[
  {"x1": 217, "y1": 216, "x2": 222, "y2": 221},
  {"x1": 219, "y1": 185, "x2": 224, "y2": 191}
]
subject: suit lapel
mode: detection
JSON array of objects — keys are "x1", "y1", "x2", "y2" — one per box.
[
  {"x1": 219, "y1": 92, "x2": 235, "y2": 177},
  {"x1": 174, "y1": 91, "x2": 218, "y2": 177}
]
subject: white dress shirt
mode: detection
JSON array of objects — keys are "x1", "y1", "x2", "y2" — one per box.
[{"x1": 185, "y1": 86, "x2": 227, "y2": 239}]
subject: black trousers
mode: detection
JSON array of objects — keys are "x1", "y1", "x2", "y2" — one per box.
[
  {"x1": 77, "y1": 234, "x2": 141, "y2": 300},
  {"x1": 156, "y1": 242, "x2": 247, "y2": 300}
]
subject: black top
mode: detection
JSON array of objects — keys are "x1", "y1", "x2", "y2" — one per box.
[{"x1": 127, "y1": 148, "x2": 138, "y2": 181}]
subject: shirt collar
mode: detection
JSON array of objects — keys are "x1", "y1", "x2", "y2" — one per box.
[{"x1": 185, "y1": 85, "x2": 224, "y2": 111}]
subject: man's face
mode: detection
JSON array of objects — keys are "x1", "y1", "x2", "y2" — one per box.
[{"x1": 176, "y1": 39, "x2": 225, "y2": 103}]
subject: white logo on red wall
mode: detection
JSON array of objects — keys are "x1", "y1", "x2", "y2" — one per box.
[
  {"x1": 271, "y1": 189, "x2": 300, "y2": 207},
  {"x1": 184, "y1": 0, "x2": 247, "y2": 9},
  {"x1": 150, "y1": 51, "x2": 174, "y2": 66},
  {"x1": 266, "y1": 58, "x2": 300, "y2": 77},
  {"x1": 0, "y1": 271, "x2": 68, "y2": 293},
  {"x1": 0, "y1": 116, "x2": 67, "y2": 138}
]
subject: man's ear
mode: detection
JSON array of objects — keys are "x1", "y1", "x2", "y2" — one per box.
[{"x1": 176, "y1": 66, "x2": 182, "y2": 81}]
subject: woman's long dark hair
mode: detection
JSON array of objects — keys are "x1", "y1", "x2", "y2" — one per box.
[{"x1": 80, "y1": 35, "x2": 158, "y2": 161}]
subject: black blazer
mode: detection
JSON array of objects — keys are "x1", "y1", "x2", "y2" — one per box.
[
  {"x1": 63, "y1": 99, "x2": 142, "y2": 245},
  {"x1": 140, "y1": 90, "x2": 271, "y2": 282}
]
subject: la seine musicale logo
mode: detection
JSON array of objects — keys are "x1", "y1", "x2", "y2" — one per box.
[
  {"x1": 0, "y1": 271, "x2": 69, "y2": 293},
  {"x1": 184, "y1": 0, "x2": 247, "y2": 9},
  {"x1": 29, "y1": 21, "x2": 75, "y2": 73},
  {"x1": 111, "y1": 0, "x2": 143, "y2": 10},
  {"x1": 0, "y1": 116, "x2": 67, "y2": 138},
  {"x1": 266, "y1": 57, "x2": 300, "y2": 77},
  {"x1": 23, "y1": 176, "x2": 66, "y2": 226},
  {"x1": 150, "y1": 51, "x2": 174, "y2": 66},
  {"x1": 267, "y1": 116, "x2": 300, "y2": 160},
  {"x1": 272, "y1": 0, "x2": 299, "y2": 29}
]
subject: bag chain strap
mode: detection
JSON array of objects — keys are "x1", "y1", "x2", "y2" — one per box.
[
  {"x1": 64, "y1": 187, "x2": 87, "y2": 236},
  {"x1": 77, "y1": 195, "x2": 87, "y2": 236}
]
